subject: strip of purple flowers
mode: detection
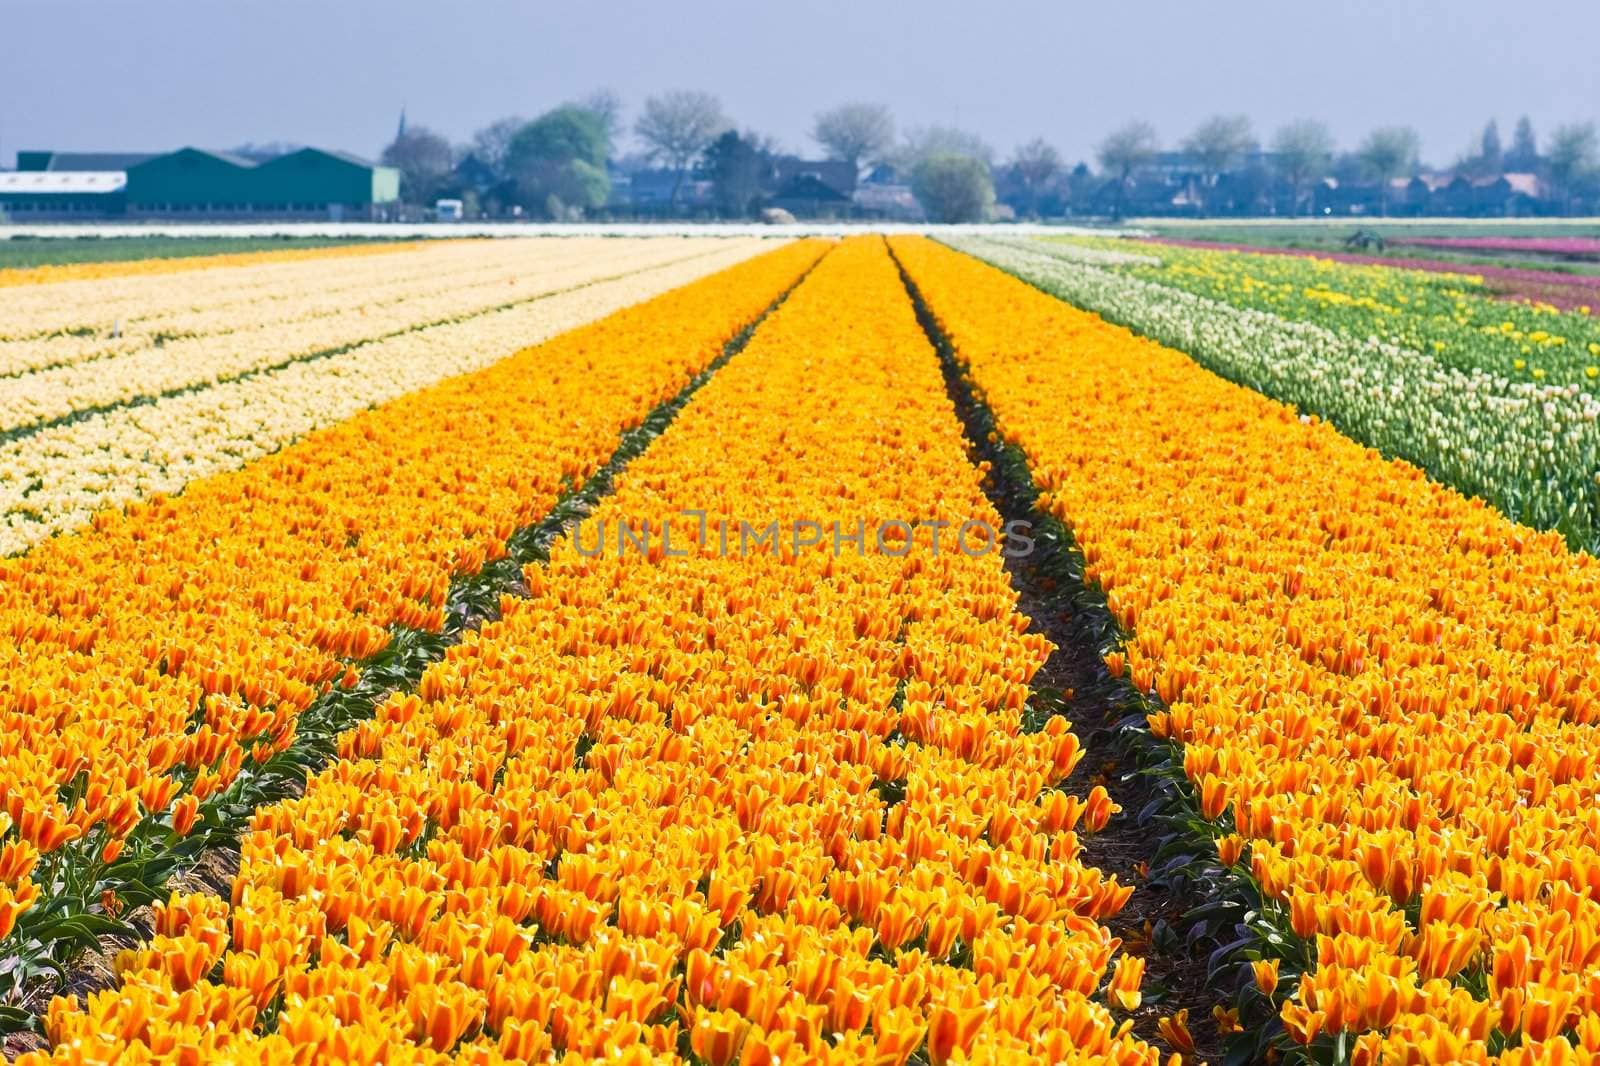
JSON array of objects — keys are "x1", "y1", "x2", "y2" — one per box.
[{"x1": 1143, "y1": 236, "x2": 1600, "y2": 312}]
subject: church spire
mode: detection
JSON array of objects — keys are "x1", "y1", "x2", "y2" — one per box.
[{"x1": 397, "y1": 105, "x2": 407, "y2": 140}]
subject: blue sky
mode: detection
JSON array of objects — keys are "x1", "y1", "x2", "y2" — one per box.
[{"x1": 3, "y1": 0, "x2": 1595, "y2": 167}]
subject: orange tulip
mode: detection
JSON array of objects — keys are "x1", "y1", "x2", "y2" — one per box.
[
  {"x1": 170, "y1": 794, "x2": 200, "y2": 838},
  {"x1": 1083, "y1": 785, "x2": 1118, "y2": 832},
  {"x1": 1521, "y1": 984, "x2": 1578, "y2": 1042},
  {"x1": 927, "y1": 1004, "x2": 987, "y2": 1066},
  {"x1": 738, "y1": 1028, "x2": 797, "y2": 1066},
  {"x1": 1253, "y1": 959, "x2": 1281, "y2": 998},
  {"x1": 0, "y1": 841, "x2": 40, "y2": 886},
  {"x1": 1280, "y1": 1001, "x2": 1327, "y2": 1045},
  {"x1": 1158, "y1": 1009, "x2": 1196, "y2": 1055},
  {"x1": 0, "y1": 880, "x2": 41, "y2": 940},
  {"x1": 689, "y1": 1008, "x2": 750, "y2": 1066},
  {"x1": 1198, "y1": 774, "x2": 1230, "y2": 822},
  {"x1": 1108, "y1": 954, "x2": 1145, "y2": 1011}
]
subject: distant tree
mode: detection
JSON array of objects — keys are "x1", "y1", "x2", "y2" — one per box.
[
  {"x1": 1227, "y1": 158, "x2": 1273, "y2": 215},
  {"x1": 1456, "y1": 118, "x2": 1504, "y2": 181},
  {"x1": 1183, "y1": 114, "x2": 1255, "y2": 210},
  {"x1": 899, "y1": 126, "x2": 994, "y2": 168},
  {"x1": 911, "y1": 154, "x2": 994, "y2": 223},
  {"x1": 704, "y1": 130, "x2": 774, "y2": 218},
  {"x1": 634, "y1": 90, "x2": 730, "y2": 205},
  {"x1": 1097, "y1": 121, "x2": 1159, "y2": 219},
  {"x1": 381, "y1": 125, "x2": 455, "y2": 205},
  {"x1": 1330, "y1": 151, "x2": 1366, "y2": 188},
  {"x1": 1271, "y1": 119, "x2": 1335, "y2": 215},
  {"x1": 506, "y1": 106, "x2": 611, "y2": 217},
  {"x1": 230, "y1": 141, "x2": 305, "y2": 163},
  {"x1": 1546, "y1": 123, "x2": 1598, "y2": 213},
  {"x1": 571, "y1": 89, "x2": 624, "y2": 143},
  {"x1": 1357, "y1": 126, "x2": 1421, "y2": 215},
  {"x1": 470, "y1": 117, "x2": 527, "y2": 175},
  {"x1": 1066, "y1": 161, "x2": 1096, "y2": 211},
  {"x1": 1480, "y1": 119, "x2": 1504, "y2": 174},
  {"x1": 1008, "y1": 138, "x2": 1062, "y2": 218},
  {"x1": 812, "y1": 102, "x2": 895, "y2": 182},
  {"x1": 1508, "y1": 116, "x2": 1539, "y2": 171},
  {"x1": 511, "y1": 107, "x2": 609, "y2": 169}
]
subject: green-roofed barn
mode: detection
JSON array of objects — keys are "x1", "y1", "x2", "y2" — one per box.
[
  {"x1": 254, "y1": 148, "x2": 401, "y2": 215},
  {"x1": 124, "y1": 147, "x2": 400, "y2": 219},
  {"x1": 2, "y1": 146, "x2": 401, "y2": 220},
  {"x1": 123, "y1": 148, "x2": 259, "y2": 213}
]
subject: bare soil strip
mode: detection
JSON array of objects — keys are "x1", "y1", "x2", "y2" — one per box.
[{"x1": 891, "y1": 242, "x2": 1226, "y2": 1060}]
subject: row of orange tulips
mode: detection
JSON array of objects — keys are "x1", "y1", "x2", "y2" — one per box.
[
  {"x1": 0, "y1": 239, "x2": 827, "y2": 1023},
  {"x1": 0, "y1": 239, "x2": 428, "y2": 290},
  {"x1": 27, "y1": 238, "x2": 1168, "y2": 1064},
  {"x1": 891, "y1": 234, "x2": 1600, "y2": 1063}
]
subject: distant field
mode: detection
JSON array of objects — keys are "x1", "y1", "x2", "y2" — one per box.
[
  {"x1": 1138, "y1": 218, "x2": 1600, "y2": 275},
  {"x1": 0, "y1": 234, "x2": 392, "y2": 270},
  {"x1": 1139, "y1": 217, "x2": 1600, "y2": 236}
]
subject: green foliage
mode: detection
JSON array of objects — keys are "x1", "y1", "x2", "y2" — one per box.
[
  {"x1": 0, "y1": 237, "x2": 387, "y2": 272},
  {"x1": 1547, "y1": 123, "x2": 1599, "y2": 199},
  {"x1": 508, "y1": 106, "x2": 610, "y2": 171},
  {"x1": 910, "y1": 154, "x2": 994, "y2": 224},
  {"x1": 703, "y1": 131, "x2": 772, "y2": 218},
  {"x1": 507, "y1": 107, "x2": 613, "y2": 217}
]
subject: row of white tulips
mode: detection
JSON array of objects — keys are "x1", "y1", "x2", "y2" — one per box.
[
  {"x1": 0, "y1": 239, "x2": 775, "y2": 556},
  {"x1": 0, "y1": 238, "x2": 708, "y2": 372},
  {"x1": 0, "y1": 240, "x2": 736, "y2": 434}
]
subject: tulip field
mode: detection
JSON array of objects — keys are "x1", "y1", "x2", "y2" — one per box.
[
  {"x1": 956, "y1": 235, "x2": 1600, "y2": 553},
  {"x1": 3, "y1": 231, "x2": 1600, "y2": 1064}
]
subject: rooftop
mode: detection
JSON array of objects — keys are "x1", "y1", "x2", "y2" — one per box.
[
  {"x1": 21, "y1": 152, "x2": 155, "y2": 172},
  {"x1": 0, "y1": 171, "x2": 128, "y2": 193}
]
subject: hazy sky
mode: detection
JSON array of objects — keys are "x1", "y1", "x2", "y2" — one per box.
[{"x1": 4, "y1": 0, "x2": 1596, "y2": 168}]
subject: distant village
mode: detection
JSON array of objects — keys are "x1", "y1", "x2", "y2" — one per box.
[{"x1": 2, "y1": 100, "x2": 1595, "y2": 222}]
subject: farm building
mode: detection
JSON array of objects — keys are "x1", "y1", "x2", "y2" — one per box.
[
  {"x1": 0, "y1": 170, "x2": 129, "y2": 218},
  {"x1": 2, "y1": 147, "x2": 400, "y2": 219}
]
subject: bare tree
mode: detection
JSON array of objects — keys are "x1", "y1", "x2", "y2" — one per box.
[
  {"x1": 381, "y1": 125, "x2": 455, "y2": 205},
  {"x1": 1357, "y1": 126, "x2": 1421, "y2": 216},
  {"x1": 900, "y1": 126, "x2": 994, "y2": 168},
  {"x1": 1546, "y1": 122, "x2": 1598, "y2": 214},
  {"x1": 1271, "y1": 119, "x2": 1334, "y2": 215},
  {"x1": 1183, "y1": 114, "x2": 1255, "y2": 211},
  {"x1": 811, "y1": 102, "x2": 895, "y2": 182},
  {"x1": 1097, "y1": 121, "x2": 1158, "y2": 219},
  {"x1": 572, "y1": 88, "x2": 624, "y2": 143},
  {"x1": 1009, "y1": 138, "x2": 1062, "y2": 218},
  {"x1": 230, "y1": 141, "x2": 305, "y2": 163},
  {"x1": 633, "y1": 90, "x2": 730, "y2": 205},
  {"x1": 470, "y1": 117, "x2": 526, "y2": 174}
]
